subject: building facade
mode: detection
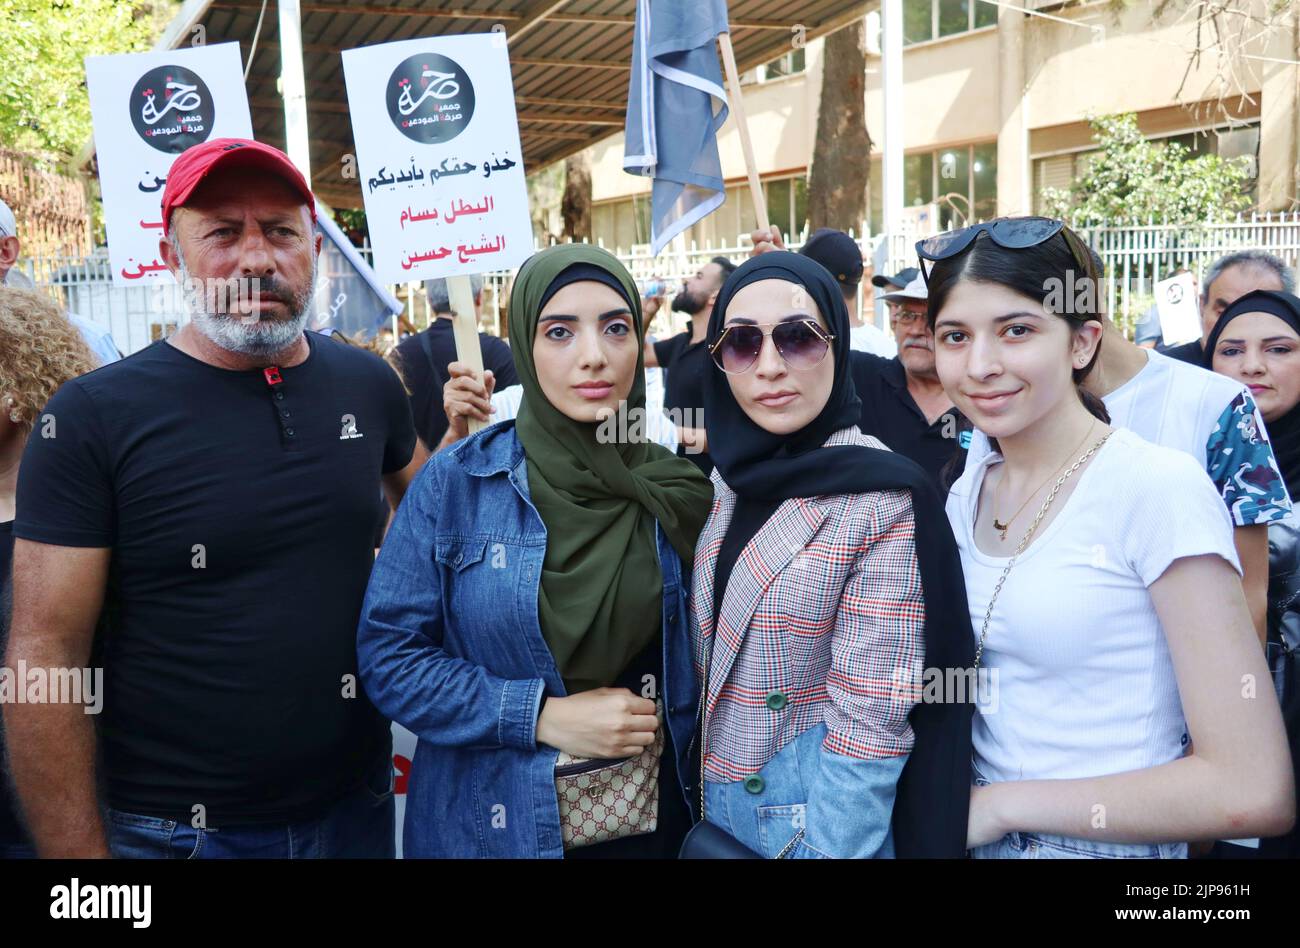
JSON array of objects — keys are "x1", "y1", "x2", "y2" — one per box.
[{"x1": 581, "y1": 0, "x2": 1299, "y2": 251}]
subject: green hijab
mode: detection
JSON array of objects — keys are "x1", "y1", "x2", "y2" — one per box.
[{"x1": 509, "y1": 244, "x2": 713, "y2": 694}]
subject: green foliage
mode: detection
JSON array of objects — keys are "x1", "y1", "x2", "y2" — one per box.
[
  {"x1": 0, "y1": 0, "x2": 170, "y2": 165},
  {"x1": 333, "y1": 207, "x2": 369, "y2": 246},
  {"x1": 1040, "y1": 113, "x2": 1254, "y2": 226}
]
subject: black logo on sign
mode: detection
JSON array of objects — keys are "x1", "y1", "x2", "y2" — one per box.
[
  {"x1": 385, "y1": 53, "x2": 475, "y2": 145},
  {"x1": 130, "y1": 65, "x2": 214, "y2": 153}
]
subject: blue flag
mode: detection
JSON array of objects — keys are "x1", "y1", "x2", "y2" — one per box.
[
  {"x1": 309, "y1": 207, "x2": 404, "y2": 339},
  {"x1": 623, "y1": 0, "x2": 730, "y2": 256}
]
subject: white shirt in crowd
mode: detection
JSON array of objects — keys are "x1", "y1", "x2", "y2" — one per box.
[
  {"x1": 849, "y1": 321, "x2": 898, "y2": 358},
  {"x1": 488, "y1": 366, "x2": 679, "y2": 452},
  {"x1": 67, "y1": 311, "x2": 121, "y2": 367},
  {"x1": 947, "y1": 427, "x2": 1240, "y2": 785}
]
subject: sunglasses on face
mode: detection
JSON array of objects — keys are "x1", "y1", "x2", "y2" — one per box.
[
  {"x1": 915, "y1": 217, "x2": 1096, "y2": 285},
  {"x1": 709, "y1": 318, "x2": 834, "y2": 374}
]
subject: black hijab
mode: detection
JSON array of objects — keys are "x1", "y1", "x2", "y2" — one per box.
[
  {"x1": 1203, "y1": 288, "x2": 1300, "y2": 503},
  {"x1": 704, "y1": 252, "x2": 863, "y2": 500},
  {"x1": 703, "y1": 251, "x2": 977, "y2": 857}
]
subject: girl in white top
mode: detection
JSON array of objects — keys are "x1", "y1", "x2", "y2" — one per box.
[{"x1": 917, "y1": 218, "x2": 1294, "y2": 858}]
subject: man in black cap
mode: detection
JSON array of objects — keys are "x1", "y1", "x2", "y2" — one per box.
[
  {"x1": 751, "y1": 227, "x2": 967, "y2": 488},
  {"x1": 761, "y1": 226, "x2": 896, "y2": 357}
]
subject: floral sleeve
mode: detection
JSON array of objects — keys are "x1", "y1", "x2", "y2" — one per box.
[{"x1": 1205, "y1": 391, "x2": 1293, "y2": 526}]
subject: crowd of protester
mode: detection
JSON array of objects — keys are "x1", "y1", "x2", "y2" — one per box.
[{"x1": 0, "y1": 137, "x2": 1296, "y2": 860}]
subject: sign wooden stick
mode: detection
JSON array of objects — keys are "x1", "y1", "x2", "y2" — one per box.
[
  {"x1": 717, "y1": 31, "x2": 770, "y2": 234},
  {"x1": 447, "y1": 273, "x2": 487, "y2": 435}
]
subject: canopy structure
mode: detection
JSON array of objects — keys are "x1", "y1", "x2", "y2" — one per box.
[{"x1": 87, "y1": 0, "x2": 869, "y2": 208}]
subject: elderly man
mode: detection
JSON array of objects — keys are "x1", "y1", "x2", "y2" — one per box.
[
  {"x1": 1163, "y1": 250, "x2": 1295, "y2": 362},
  {"x1": 852, "y1": 274, "x2": 968, "y2": 485},
  {"x1": 5, "y1": 138, "x2": 419, "y2": 858},
  {"x1": 0, "y1": 197, "x2": 119, "y2": 366}
]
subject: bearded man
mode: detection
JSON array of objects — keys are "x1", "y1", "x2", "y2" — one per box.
[
  {"x1": 641, "y1": 256, "x2": 735, "y2": 474},
  {"x1": 4, "y1": 139, "x2": 419, "y2": 858}
]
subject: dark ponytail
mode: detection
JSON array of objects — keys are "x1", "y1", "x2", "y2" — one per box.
[
  {"x1": 1075, "y1": 376, "x2": 1110, "y2": 425},
  {"x1": 925, "y1": 224, "x2": 1110, "y2": 456}
]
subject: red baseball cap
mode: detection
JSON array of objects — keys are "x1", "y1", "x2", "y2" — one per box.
[{"x1": 161, "y1": 138, "x2": 316, "y2": 236}]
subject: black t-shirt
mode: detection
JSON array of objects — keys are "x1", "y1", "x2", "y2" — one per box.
[
  {"x1": 850, "y1": 352, "x2": 968, "y2": 489},
  {"x1": 395, "y1": 319, "x2": 519, "y2": 450},
  {"x1": 1162, "y1": 339, "x2": 1204, "y2": 366},
  {"x1": 653, "y1": 331, "x2": 714, "y2": 475},
  {"x1": 0, "y1": 519, "x2": 26, "y2": 847},
  {"x1": 13, "y1": 333, "x2": 416, "y2": 825}
]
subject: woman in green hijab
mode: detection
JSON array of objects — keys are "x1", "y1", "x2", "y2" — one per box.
[{"x1": 358, "y1": 244, "x2": 714, "y2": 858}]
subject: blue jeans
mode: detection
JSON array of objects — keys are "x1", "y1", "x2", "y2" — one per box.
[
  {"x1": 105, "y1": 758, "x2": 396, "y2": 859},
  {"x1": 970, "y1": 831, "x2": 1186, "y2": 860},
  {"x1": 970, "y1": 762, "x2": 1186, "y2": 860},
  {"x1": 0, "y1": 841, "x2": 36, "y2": 859}
]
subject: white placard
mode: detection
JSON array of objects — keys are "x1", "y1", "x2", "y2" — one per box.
[
  {"x1": 1155, "y1": 270, "x2": 1203, "y2": 347},
  {"x1": 85, "y1": 43, "x2": 253, "y2": 288},
  {"x1": 341, "y1": 33, "x2": 533, "y2": 285}
]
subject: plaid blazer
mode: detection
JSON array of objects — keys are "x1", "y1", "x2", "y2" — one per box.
[{"x1": 691, "y1": 427, "x2": 925, "y2": 782}]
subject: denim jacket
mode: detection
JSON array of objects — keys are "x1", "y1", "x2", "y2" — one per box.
[{"x1": 356, "y1": 421, "x2": 699, "y2": 858}]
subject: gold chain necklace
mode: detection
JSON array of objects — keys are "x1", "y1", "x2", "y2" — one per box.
[
  {"x1": 991, "y1": 420, "x2": 1097, "y2": 542},
  {"x1": 975, "y1": 431, "x2": 1114, "y2": 669}
]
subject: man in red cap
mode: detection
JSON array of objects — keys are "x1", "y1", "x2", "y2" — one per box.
[
  {"x1": 6, "y1": 139, "x2": 420, "y2": 858},
  {"x1": 160, "y1": 138, "x2": 319, "y2": 361}
]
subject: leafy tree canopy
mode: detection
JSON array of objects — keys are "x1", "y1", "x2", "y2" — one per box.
[
  {"x1": 0, "y1": 0, "x2": 173, "y2": 165},
  {"x1": 1042, "y1": 112, "x2": 1254, "y2": 226}
]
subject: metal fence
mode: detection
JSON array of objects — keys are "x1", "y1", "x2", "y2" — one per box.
[
  {"x1": 1077, "y1": 215, "x2": 1300, "y2": 334},
  {"x1": 878, "y1": 213, "x2": 1300, "y2": 335},
  {"x1": 17, "y1": 213, "x2": 1300, "y2": 356}
]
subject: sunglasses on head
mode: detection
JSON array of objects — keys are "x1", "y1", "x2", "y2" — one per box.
[
  {"x1": 915, "y1": 217, "x2": 1096, "y2": 285},
  {"x1": 709, "y1": 318, "x2": 834, "y2": 374}
]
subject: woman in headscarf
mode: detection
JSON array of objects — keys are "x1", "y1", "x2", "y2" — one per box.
[
  {"x1": 357, "y1": 244, "x2": 712, "y2": 858},
  {"x1": 684, "y1": 251, "x2": 975, "y2": 859},
  {"x1": 1206, "y1": 288, "x2": 1300, "y2": 859}
]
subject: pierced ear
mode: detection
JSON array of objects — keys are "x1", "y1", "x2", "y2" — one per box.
[{"x1": 1073, "y1": 320, "x2": 1104, "y2": 365}]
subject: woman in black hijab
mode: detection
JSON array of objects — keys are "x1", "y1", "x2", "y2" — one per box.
[
  {"x1": 1206, "y1": 289, "x2": 1300, "y2": 505},
  {"x1": 686, "y1": 251, "x2": 974, "y2": 858},
  {"x1": 1206, "y1": 287, "x2": 1300, "y2": 859}
]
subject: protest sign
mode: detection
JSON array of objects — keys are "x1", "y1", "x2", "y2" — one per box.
[
  {"x1": 340, "y1": 32, "x2": 532, "y2": 285},
  {"x1": 1155, "y1": 270, "x2": 1202, "y2": 346},
  {"x1": 342, "y1": 32, "x2": 532, "y2": 431},
  {"x1": 85, "y1": 42, "x2": 253, "y2": 288}
]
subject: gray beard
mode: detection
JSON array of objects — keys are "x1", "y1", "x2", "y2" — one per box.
[{"x1": 177, "y1": 247, "x2": 316, "y2": 358}]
